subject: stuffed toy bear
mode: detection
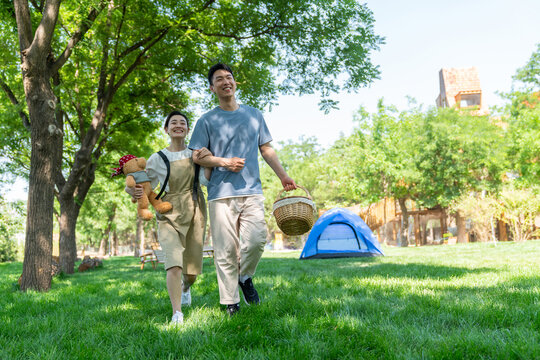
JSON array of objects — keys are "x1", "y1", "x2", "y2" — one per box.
[{"x1": 112, "y1": 154, "x2": 172, "y2": 220}]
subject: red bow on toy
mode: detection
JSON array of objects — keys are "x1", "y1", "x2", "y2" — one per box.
[{"x1": 111, "y1": 154, "x2": 137, "y2": 177}]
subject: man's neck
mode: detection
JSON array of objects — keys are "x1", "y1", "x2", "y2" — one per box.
[{"x1": 219, "y1": 97, "x2": 239, "y2": 112}]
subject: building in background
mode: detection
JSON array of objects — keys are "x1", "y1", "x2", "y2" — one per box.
[{"x1": 436, "y1": 67, "x2": 488, "y2": 114}]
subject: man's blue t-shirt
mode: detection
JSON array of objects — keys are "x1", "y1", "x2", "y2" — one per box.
[{"x1": 188, "y1": 105, "x2": 272, "y2": 201}]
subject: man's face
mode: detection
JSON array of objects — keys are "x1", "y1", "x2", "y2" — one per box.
[{"x1": 210, "y1": 69, "x2": 236, "y2": 99}]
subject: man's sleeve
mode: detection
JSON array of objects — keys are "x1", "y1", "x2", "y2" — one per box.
[
  {"x1": 188, "y1": 118, "x2": 209, "y2": 150},
  {"x1": 258, "y1": 113, "x2": 273, "y2": 146}
]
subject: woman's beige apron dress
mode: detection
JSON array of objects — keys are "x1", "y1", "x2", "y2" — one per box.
[{"x1": 156, "y1": 157, "x2": 207, "y2": 274}]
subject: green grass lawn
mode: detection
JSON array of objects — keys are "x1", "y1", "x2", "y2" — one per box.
[{"x1": 1, "y1": 241, "x2": 539, "y2": 359}]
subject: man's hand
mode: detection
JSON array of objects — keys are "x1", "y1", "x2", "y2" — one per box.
[
  {"x1": 281, "y1": 176, "x2": 297, "y2": 191},
  {"x1": 224, "y1": 157, "x2": 245, "y2": 172},
  {"x1": 193, "y1": 147, "x2": 212, "y2": 161}
]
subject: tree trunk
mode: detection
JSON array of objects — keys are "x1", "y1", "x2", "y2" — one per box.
[
  {"x1": 97, "y1": 204, "x2": 117, "y2": 257},
  {"x1": 421, "y1": 217, "x2": 428, "y2": 245},
  {"x1": 112, "y1": 229, "x2": 118, "y2": 256},
  {"x1": 14, "y1": 0, "x2": 64, "y2": 293},
  {"x1": 58, "y1": 198, "x2": 81, "y2": 273},
  {"x1": 413, "y1": 214, "x2": 421, "y2": 246},
  {"x1": 135, "y1": 217, "x2": 144, "y2": 256},
  {"x1": 376, "y1": 229, "x2": 382, "y2": 244},
  {"x1": 56, "y1": 152, "x2": 98, "y2": 271},
  {"x1": 20, "y1": 75, "x2": 59, "y2": 292},
  {"x1": 398, "y1": 198, "x2": 409, "y2": 247},
  {"x1": 98, "y1": 236, "x2": 108, "y2": 256},
  {"x1": 456, "y1": 211, "x2": 467, "y2": 243},
  {"x1": 497, "y1": 219, "x2": 508, "y2": 242},
  {"x1": 441, "y1": 208, "x2": 448, "y2": 237}
]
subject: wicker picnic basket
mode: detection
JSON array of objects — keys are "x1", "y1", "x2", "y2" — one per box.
[{"x1": 272, "y1": 185, "x2": 316, "y2": 236}]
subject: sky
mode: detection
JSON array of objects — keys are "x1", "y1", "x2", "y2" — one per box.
[
  {"x1": 264, "y1": 0, "x2": 540, "y2": 149},
  {"x1": 2, "y1": 0, "x2": 539, "y2": 202}
]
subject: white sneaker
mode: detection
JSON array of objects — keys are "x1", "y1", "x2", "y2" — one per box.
[
  {"x1": 181, "y1": 288, "x2": 191, "y2": 306},
  {"x1": 171, "y1": 311, "x2": 184, "y2": 325}
]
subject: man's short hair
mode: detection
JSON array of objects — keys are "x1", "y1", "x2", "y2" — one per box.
[
  {"x1": 164, "y1": 110, "x2": 189, "y2": 129},
  {"x1": 208, "y1": 63, "x2": 234, "y2": 85}
]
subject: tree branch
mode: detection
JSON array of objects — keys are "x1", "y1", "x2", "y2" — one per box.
[
  {"x1": 117, "y1": 0, "x2": 216, "y2": 59},
  {"x1": 55, "y1": 163, "x2": 67, "y2": 193},
  {"x1": 50, "y1": 1, "x2": 107, "y2": 74},
  {"x1": 97, "y1": 2, "x2": 114, "y2": 100},
  {"x1": 113, "y1": 4, "x2": 127, "y2": 60},
  {"x1": 63, "y1": 111, "x2": 82, "y2": 144},
  {"x1": 29, "y1": 0, "x2": 43, "y2": 12},
  {"x1": 99, "y1": 117, "x2": 133, "y2": 140},
  {"x1": 183, "y1": 23, "x2": 289, "y2": 41},
  {"x1": 113, "y1": 28, "x2": 170, "y2": 93},
  {"x1": 93, "y1": 134, "x2": 108, "y2": 162},
  {"x1": 30, "y1": 0, "x2": 61, "y2": 55},
  {"x1": 118, "y1": 33, "x2": 159, "y2": 58},
  {"x1": 199, "y1": 0, "x2": 216, "y2": 12},
  {"x1": 0, "y1": 76, "x2": 31, "y2": 131},
  {"x1": 13, "y1": 0, "x2": 34, "y2": 51}
]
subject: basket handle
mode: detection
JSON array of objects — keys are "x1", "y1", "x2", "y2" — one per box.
[{"x1": 276, "y1": 185, "x2": 312, "y2": 201}]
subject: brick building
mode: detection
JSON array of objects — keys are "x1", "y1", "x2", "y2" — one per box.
[{"x1": 436, "y1": 67, "x2": 487, "y2": 114}]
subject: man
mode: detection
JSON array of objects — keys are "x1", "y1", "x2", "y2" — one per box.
[{"x1": 189, "y1": 63, "x2": 297, "y2": 316}]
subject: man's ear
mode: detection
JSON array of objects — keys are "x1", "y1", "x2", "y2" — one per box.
[{"x1": 209, "y1": 85, "x2": 215, "y2": 94}]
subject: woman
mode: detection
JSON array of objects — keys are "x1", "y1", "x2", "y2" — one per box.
[{"x1": 128, "y1": 111, "x2": 211, "y2": 325}]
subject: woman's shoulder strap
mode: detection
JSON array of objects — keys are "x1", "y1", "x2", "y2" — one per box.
[{"x1": 155, "y1": 151, "x2": 170, "y2": 200}]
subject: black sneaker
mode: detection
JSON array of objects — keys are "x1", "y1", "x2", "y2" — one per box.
[
  {"x1": 226, "y1": 303, "x2": 240, "y2": 316},
  {"x1": 238, "y1": 278, "x2": 260, "y2": 305}
]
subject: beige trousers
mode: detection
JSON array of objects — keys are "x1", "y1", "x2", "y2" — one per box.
[{"x1": 209, "y1": 195, "x2": 267, "y2": 304}]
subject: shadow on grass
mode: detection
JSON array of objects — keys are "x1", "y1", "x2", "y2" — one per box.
[
  {"x1": 258, "y1": 256, "x2": 494, "y2": 280},
  {"x1": 2, "y1": 253, "x2": 539, "y2": 359}
]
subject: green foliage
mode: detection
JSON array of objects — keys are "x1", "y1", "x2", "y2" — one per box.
[
  {"x1": 1, "y1": 0, "x2": 383, "y2": 255},
  {"x1": 260, "y1": 102, "x2": 511, "y2": 240},
  {"x1": 0, "y1": 196, "x2": 24, "y2": 262},
  {"x1": 76, "y1": 176, "x2": 134, "y2": 249},
  {"x1": 414, "y1": 108, "x2": 506, "y2": 208},
  {"x1": 497, "y1": 186, "x2": 540, "y2": 242},
  {"x1": 451, "y1": 193, "x2": 500, "y2": 243},
  {"x1": 349, "y1": 101, "x2": 421, "y2": 204},
  {"x1": 501, "y1": 44, "x2": 540, "y2": 185},
  {"x1": 1, "y1": 242, "x2": 540, "y2": 358},
  {"x1": 505, "y1": 100, "x2": 540, "y2": 186},
  {"x1": 512, "y1": 43, "x2": 540, "y2": 90},
  {"x1": 314, "y1": 131, "x2": 372, "y2": 207},
  {"x1": 310, "y1": 102, "x2": 507, "y2": 212}
]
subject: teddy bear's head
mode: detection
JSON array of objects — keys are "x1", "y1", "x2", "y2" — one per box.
[
  {"x1": 112, "y1": 154, "x2": 147, "y2": 177},
  {"x1": 122, "y1": 157, "x2": 146, "y2": 175}
]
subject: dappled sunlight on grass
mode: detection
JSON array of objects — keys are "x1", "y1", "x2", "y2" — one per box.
[{"x1": 1, "y1": 241, "x2": 539, "y2": 359}]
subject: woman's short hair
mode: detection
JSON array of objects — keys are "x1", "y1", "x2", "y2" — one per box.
[{"x1": 164, "y1": 111, "x2": 189, "y2": 129}]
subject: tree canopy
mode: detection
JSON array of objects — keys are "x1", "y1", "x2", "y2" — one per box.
[{"x1": 1, "y1": 0, "x2": 384, "y2": 288}]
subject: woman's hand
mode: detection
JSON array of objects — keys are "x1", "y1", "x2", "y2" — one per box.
[
  {"x1": 193, "y1": 147, "x2": 212, "y2": 161},
  {"x1": 125, "y1": 184, "x2": 144, "y2": 200}
]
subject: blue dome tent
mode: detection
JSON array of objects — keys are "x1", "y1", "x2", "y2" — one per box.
[{"x1": 300, "y1": 208, "x2": 384, "y2": 259}]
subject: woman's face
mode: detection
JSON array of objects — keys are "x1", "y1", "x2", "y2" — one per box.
[{"x1": 165, "y1": 115, "x2": 188, "y2": 139}]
